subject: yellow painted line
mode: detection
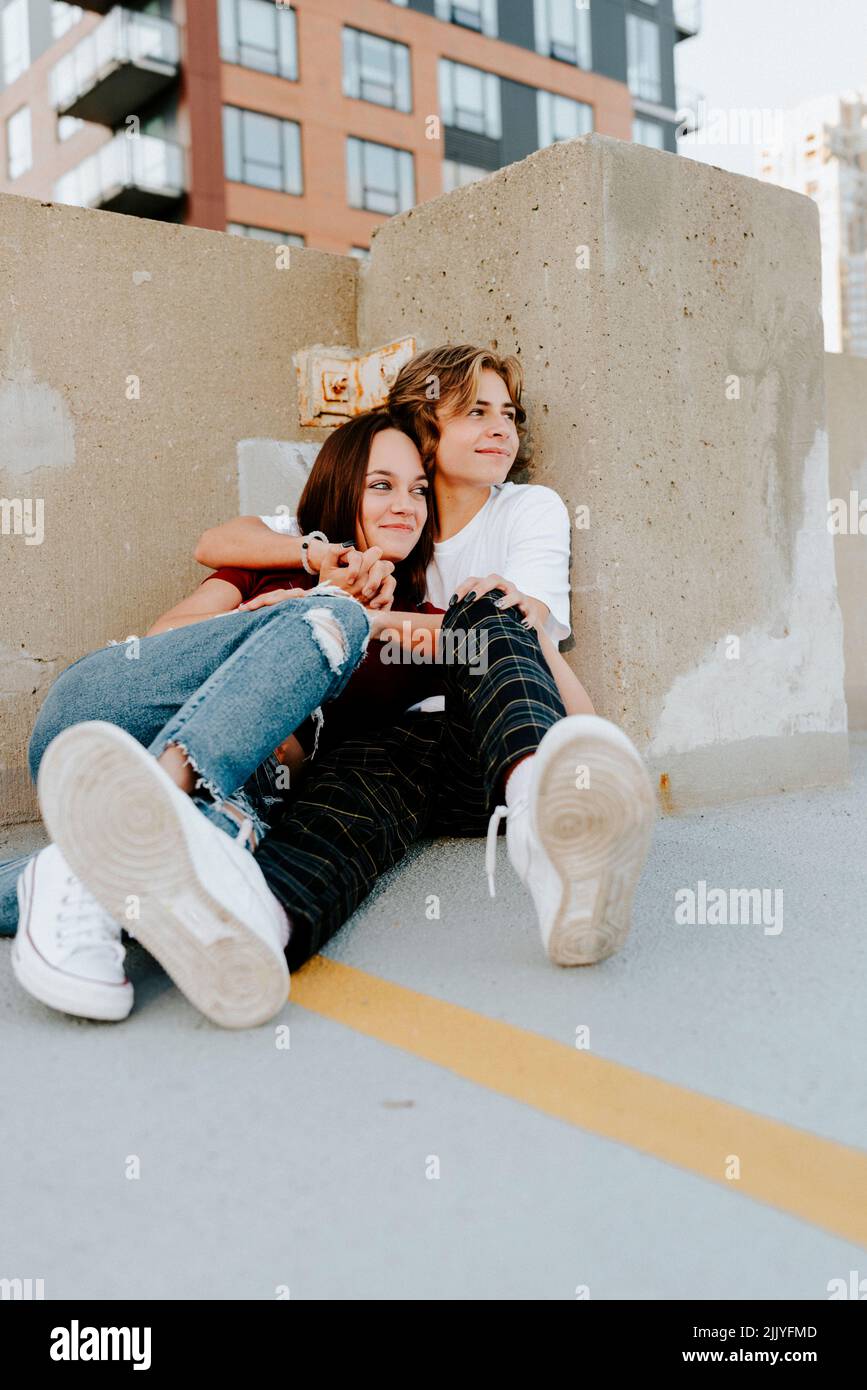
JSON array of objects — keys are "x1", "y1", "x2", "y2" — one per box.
[{"x1": 291, "y1": 957, "x2": 867, "y2": 1249}]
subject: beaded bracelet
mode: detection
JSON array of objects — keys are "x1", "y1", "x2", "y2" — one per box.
[{"x1": 300, "y1": 530, "x2": 329, "y2": 575}]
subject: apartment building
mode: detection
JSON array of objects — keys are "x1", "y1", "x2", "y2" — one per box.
[
  {"x1": 758, "y1": 90, "x2": 867, "y2": 358},
  {"x1": 0, "y1": 0, "x2": 700, "y2": 254}
]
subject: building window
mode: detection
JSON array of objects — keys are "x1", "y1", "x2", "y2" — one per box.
[
  {"x1": 342, "y1": 27, "x2": 411, "y2": 112},
  {"x1": 537, "y1": 90, "x2": 593, "y2": 148},
  {"x1": 434, "y1": 0, "x2": 498, "y2": 37},
  {"x1": 51, "y1": 2, "x2": 82, "y2": 39},
  {"x1": 2, "y1": 0, "x2": 30, "y2": 85},
  {"x1": 626, "y1": 14, "x2": 662, "y2": 102},
  {"x1": 6, "y1": 105, "x2": 32, "y2": 179},
  {"x1": 218, "y1": 0, "x2": 297, "y2": 80},
  {"x1": 439, "y1": 59, "x2": 501, "y2": 139},
  {"x1": 346, "y1": 136, "x2": 415, "y2": 215},
  {"x1": 633, "y1": 117, "x2": 665, "y2": 149},
  {"x1": 442, "y1": 159, "x2": 490, "y2": 192},
  {"x1": 222, "y1": 106, "x2": 303, "y2": 193},
  {"x1": 533, "y1": 0, "x2": 591, "y2": 68},
  {"x1": 228, "y1": 223, "x2": 305, "y2": 244},
  {"x1": 57, "y1": 113, "x2": 84, "y2": 141}
]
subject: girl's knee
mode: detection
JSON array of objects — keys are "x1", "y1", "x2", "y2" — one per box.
[
  {"x1": 28, "y1": 698, "x2": 61, "y2": 780},
  {"x1": 304, "y1": 596, "x2": 372, "y2": 669},
  {"x1": 26, "y1": 649, "x2": 113, "y2": 778},
  {"x1": 28, "y1": 681, "x2": 77, "y2": 778}
]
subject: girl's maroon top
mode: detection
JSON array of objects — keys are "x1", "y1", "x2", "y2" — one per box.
[{"x1": 204, "y1": 565, "x2": 445, "y2": 756}]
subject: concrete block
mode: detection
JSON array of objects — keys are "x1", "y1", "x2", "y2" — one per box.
[
  {"x1": 0, "y1": 192, "x2": 357, "y2": 824},
  {"x1": 826, "y1": 350, "x2": 867, "y2": 729},
  {"x1": 359, "y1": 133, "x2": 849, "y2": 809}
]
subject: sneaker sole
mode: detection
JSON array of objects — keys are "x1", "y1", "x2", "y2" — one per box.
[
  {"x1": 37, "y1": 723, "x2": 290, "y2": 1030},
  {"x1": 11, "y1": 856, "x2": 134, "y2": 1022},
  {"x1": 532, "y1": 716, "x2": 656, "y2": 966}
]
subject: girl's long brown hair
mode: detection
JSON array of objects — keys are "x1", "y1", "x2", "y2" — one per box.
[{"x1": 296, "y1": 409, "x2": 434, "y2": 608}]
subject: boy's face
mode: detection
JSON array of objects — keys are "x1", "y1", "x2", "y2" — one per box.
[{"x1": 434, "y1": 368, "x2": 520, "y2": 487}]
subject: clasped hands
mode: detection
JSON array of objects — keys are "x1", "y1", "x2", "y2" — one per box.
[{"x1": 237, "y1": 540, "x2": 396, "y2": 615}]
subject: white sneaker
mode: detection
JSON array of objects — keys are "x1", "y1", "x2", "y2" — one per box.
[
  {"x1": 486, "y1": 715, "x2": 656, "y2": 966},
  {"x1": 36, "y1": 721, "x2": 291, "y2": 1030},
  {"x1": 11, "y1": 844, "x2": 133, "y2": 1020}
]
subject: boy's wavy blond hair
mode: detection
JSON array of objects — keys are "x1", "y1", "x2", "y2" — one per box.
[{"x1": 386, "y1": 344, "x2": 532, "y2": 481}]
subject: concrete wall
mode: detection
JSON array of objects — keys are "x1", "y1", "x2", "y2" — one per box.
[
  {"x1": 826, "y1": 351, "x2": 867, "y2": 729},
  {"x1": 0, "y1": 190, "x2": 356, "y2": 824},
  {"x1": 359, "y1": 134, "x2": 849, "y2": 810},
  {"x1": 1, "y1": 135, "x2": 854, "y2": 824}
]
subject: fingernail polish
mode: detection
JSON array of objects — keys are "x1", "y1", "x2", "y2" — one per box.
[
  {"x1": 465, "y1": 591, "x2": 477, "y2": 603},
  {"x1": 448, "y1": 594, "x2": 457, "y2": 607}
]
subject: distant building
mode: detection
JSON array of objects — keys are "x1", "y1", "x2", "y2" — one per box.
[
  {"x1": 758, "y1": 90, "x2": 867, "y2": 358},
  {"x1": 0, "y1": 0, "x2": 700, "y2": 252}
]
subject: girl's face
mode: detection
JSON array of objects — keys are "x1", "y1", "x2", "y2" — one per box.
[
  {"x1": 356, "y1": 428, "x2": 429, "y2": 560},
  {"x1": 434, "y1": 368, "x2": 520, "y2": 487}
]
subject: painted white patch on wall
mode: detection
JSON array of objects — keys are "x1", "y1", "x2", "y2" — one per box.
[
  {"x1": 237, "y1": 439, "x2": 321, "y2": 517},
  {"x1": 649, "y1": 427, "x2": 847, "y2": 757},
  {"x1": 0, "y1": 641, "x2": 63, "y2": 695},
  {"x1": 0, "y1": 372, "x2": 75, "y2": 478}
]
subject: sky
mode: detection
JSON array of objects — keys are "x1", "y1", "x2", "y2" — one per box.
[{"x1": 674, "y1": 0, "x2": 867, "y2": 177}]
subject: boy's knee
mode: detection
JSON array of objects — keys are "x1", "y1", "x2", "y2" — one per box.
[{"x1": 443, "y1": 590, "x2": 511, "y2": 632}]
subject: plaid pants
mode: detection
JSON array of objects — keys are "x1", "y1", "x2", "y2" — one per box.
[{"x1": 255, "y1": 592, "x2": 567, "y2": 971}]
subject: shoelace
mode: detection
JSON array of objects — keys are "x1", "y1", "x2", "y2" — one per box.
[
  {"x1": 56, "y1": 873, "x2": 125, "y2": 965},
  {"x1": 211, "y1": 797, "x2": 257, "y2": 852},
  {"x1": 234, "y1": 816, "x2": 256, "y2": 852},
  {"x1": 485, "y1": 804, "x2": 509, "y2": 899}
]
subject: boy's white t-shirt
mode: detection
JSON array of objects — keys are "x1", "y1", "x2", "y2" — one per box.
[{"x1": 260, "y1": 482, "x2": 572, "y2": 714}]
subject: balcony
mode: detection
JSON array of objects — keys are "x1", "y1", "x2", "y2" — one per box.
[
  {"x1": 53, "y1": 132, "x2": 185, "y2": 218},
  {"x1": 673, "y1": 0, "x2": 702, "y2": 40},
  {"x1": 49, "y1": 8, "x2": 179, "y2": 127}
]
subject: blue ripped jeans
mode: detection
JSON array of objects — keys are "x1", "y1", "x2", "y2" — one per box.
[{"x1": 0, "y1": 588, "x2": 372, "y2": 936}]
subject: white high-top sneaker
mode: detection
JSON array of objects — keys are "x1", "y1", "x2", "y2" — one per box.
[
  {"x1": 37, "y1": 721, "x2": 291, "y2": 1030},
  {"x1": 12, "y1": 844, "x2": 133, "y2": 1020},
  {"x1": 486, "y1": 715, "x2": 656, "y2": 966}
]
